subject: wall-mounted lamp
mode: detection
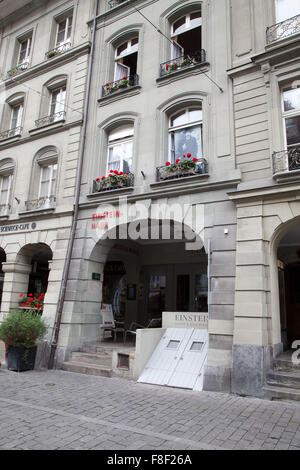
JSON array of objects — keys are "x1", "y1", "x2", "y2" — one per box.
[
  {"x1": 14, "y1": 197, "x2": 20, "y2": 204},
  {"x1": 141, "y1": 171, "x2": 146, "y2": 179}
]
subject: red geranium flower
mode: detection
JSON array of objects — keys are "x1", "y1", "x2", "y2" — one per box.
[
  {"x1": 109, "y1": 169, "x2": 113, "y2": 173},
  {"x1": 105, "y1": 83, "x2": 110, "y2": 86},
  {"x1": 166, "y1": 64, "x2": 169, "y2": 70},
  {"x1": 165, "y1": 161, "x2": 171, "y2": 166},
  {"x1": 96, "y1": 178, "x2": 100, "y2": 181},
  {"x1": 176, "y1": 158, "x2": 180, "y2": 163},
  {"x1": 187, "y1": 153, "x2": 191, "y2": 158},
  {"x1": 101, "y1": 176, "x2": 105, "y2": 180},
  {"x1": 114, "y1": 170, "x2": 119, "y2": 175},
  {"x1": 193, "y1": 158, "x2": 197, "y2": 162},
  {"x1": 119, "y1": 171, "x2": 123, "y2": 175},
  {"x1": 36, "y1": 303, "x2": 42, "y2": 310},
  {"x1": 19, "y1": 294, "x2": 23, "y2": 297},
  {"x1": 122, "y1": 76, "x2": 127, "y2": 80},
  {"x1": 25, "y1": 301, "x2": 30, "y2": 306},
  {"x1": 28, "y1": 294, "x2": 33, "y2": 297}
]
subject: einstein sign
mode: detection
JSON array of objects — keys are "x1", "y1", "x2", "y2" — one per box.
[{"x1": 162, "y1": 311, "x2": 208, "y2": 329}]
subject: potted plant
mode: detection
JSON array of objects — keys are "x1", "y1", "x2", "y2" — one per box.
[
  {"x1": 8, "y1": 67, "x2": 18, "y2": 77},
  {"x1": 47, "y1": 49, "x2": 58, "y2": 59},
  {"x1": 164, "y1": 154, "x2": 200, "y2": 178},
  {"x1": 118, "y1": 76, "x2": 129, "y2": 88},
  {"x1": 0, "y1": 308, "x2": 48, "y2": 372},
  {"x1": 95, "y1": 171, "x2": 130, "y2": 191}
]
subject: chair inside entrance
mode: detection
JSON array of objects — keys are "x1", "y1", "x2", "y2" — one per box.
[
  {"x1": 100, "y1": 308, "x2": 125, "y2": 342},
  {"x1": 124, "y1": 317, "x2": 162, "y2": 343}
]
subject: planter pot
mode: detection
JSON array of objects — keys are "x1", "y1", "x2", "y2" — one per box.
[{"x1": 7, "y1": 345, "x2": 37, "y2": 372}]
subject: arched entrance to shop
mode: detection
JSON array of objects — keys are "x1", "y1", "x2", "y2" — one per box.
[
  {"x1": 16, "y1": 243, "x2": 53, "y2": 298},
  {"x1": 277, "y1": 224, "x2": 300, "y2": 350},
  {"x1": 0, "y1": 248, "x2": 6, "y2": 307},
  {"x1": 92, "y1": 219, "x2": 208, "y2": 334}
]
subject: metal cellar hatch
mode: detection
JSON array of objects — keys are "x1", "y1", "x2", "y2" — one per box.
[{"x1": 137, "y1": 328, "x2": 208, "y2": 391}]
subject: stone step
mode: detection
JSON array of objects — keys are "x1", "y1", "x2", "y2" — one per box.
[
  {"x1": 263, "y1": 384, "x2": 300, "y2": 402},
  {"x1": 61, "y1": 361, "x2": 113, "y2": 377},
  {"x1": 71, "y1": 352, "x2": 112, "y2": 367}
]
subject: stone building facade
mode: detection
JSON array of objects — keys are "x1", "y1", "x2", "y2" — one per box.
[
  {"x1": 0, "y1": 0, "x2": 300, "y2": 398},
  {"x1": 0, "y1": 0, "x2": 93, "y2": 366}
]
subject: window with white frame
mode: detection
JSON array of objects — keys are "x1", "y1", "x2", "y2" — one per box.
[
  {"x1": 11, "y1": 103, "x2": 23, "y2": 130},
  {"x1": 38, "y1": 163, "x2": 57, "y2": 204},
  {"x1": 169, "y1": 107, "x2": 203, "y2": 162},
  {"x1": 50, "y1": 86, "x2": 66, "y2": 119},
  {"x1": 275, "y1": 0, "x2": 300, "y2": 23},
  {"x1": 0, "y1": 175, "x2": 12, "y2": 214},
  {"x1": 282, "y1": 86, "x2": 300, "y2": 150},
  {"x1": 18, "y1": 36, "x2": 31, "y2": 67},
  {"x1": 171, "y1": 11, "x2": 202, "y2": 59},
  {"x1": 56, "y1": 15, "x2": 72, "y2": 50},
  {"x1": 114, "y1": 37, "x2": 138, "y2": 81},
  {"x1": 107, "y1": 125, "x2": 133, "y2": 173}
]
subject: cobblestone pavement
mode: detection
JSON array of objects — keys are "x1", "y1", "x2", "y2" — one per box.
[{"x1": 0, "y1": 369, "x2": 299, "y2": 450}]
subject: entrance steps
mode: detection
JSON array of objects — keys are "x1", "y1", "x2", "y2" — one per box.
[
  {"x1": 61, "y1": 341, "x2": 135, "y2": 378},
  {"x1": 263, "y1": 350, "x2": 300, "y2": 401}
]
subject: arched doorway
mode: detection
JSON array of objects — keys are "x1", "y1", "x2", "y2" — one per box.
[
  {"x1": 277, "y1": 225, "x2": 300, "y2": 349},
  {"x1": 17, "y1": 243, "x2": 52, "y2": 298},
  {"x1": 96, "y1": 220, "x2": 208, "y2": 333},
  {"x1": 0, "y1": 248, "x2": 6, "y2": 307}
]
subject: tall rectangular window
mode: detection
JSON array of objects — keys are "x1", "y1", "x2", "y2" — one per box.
[
  {"x1": 50, "y1": 87, "x2": 66, "y2": 118},
  {"x1": 18, "y1": 37, "x2": 31, "y2": 65},
  {"x1": 11, "y1": 103, "x2": 23, "y2": 130},
  {"x1": 56, "y1": 15, "x2": 72, "y2": 47},
  {"x1": 107, "y1": 125, "x2": 133, "y2": 174},
  {"x1": 282, "y1": 86, "x2": 300, "y2": 149},
  {"x1": 0, "y1": 175, "x2": 11, "y2": 209},
  {"x1": 38, "y1": 164, "x2": 57, "y2": 199}
]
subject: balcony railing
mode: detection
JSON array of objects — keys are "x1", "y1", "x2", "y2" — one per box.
[
  {"x1": 7, "y1": 61, "x2": 30, "y2": 78},
  {"x1": 101, "y1": 75, "x2": 139, "y2": 97},
  {"x1": 35, "y1": 111, "x2": 66, "y2": 128},
  {"x1": 25, "y1": 196, "x2": 56, "y2": 211},
  {"x1": 92, "y1": 172, "x2": 134, "y2": 193},
  {"x1": 0, "y1": 126, "x2": 22, "y2": 141},
  {"x1": 45, "y1": 42, "x2": 71, "y2": 59},
  {"x1": 0, "y1": 204, "x2": 10, "y2": 216},
  {"x1": 156, "y1": 158, "x2": 208, "y2": 182},
  {"x1": 160, "y1": 50, "x2": 206, "y2": 77},
  {"x1": 108, "y1": 0, "x2": 128, "y2": 8},
  {"x1": 272, "y1": 146, "x2": 300, "y2": 174},
  {"x1": 267, "y1": 14, "x2": 300, "y2": 44}
]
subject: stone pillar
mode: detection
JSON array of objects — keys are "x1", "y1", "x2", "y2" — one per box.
[
  {"x1": 231, "y1": 203, "x2": 272, "y2": 397},
  {"x1": 0, "y1": 261, "x2": 32, "y2": 319}
]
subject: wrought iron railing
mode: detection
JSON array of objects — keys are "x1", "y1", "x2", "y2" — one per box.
[
  {"x1": 272, "y1": 146, "x2": 300, "y2": 174},
  {"x1": 0, "y1": 204, "x2": 10, "y2": 216},
  {"x1": 156, "y1": 158, "x2": 208, "y2": 182},
  {"x1": 25, "y1": 196, "x2": 56, "y2": 211},
  {"x1": 0, "y1": 126, "x2": 22, "y2": 140},
  {"x1": 160, "y1": 49, "x2": 206, "y2": 77},
  {"x1": 35, "y1": 111, "x2": 66, "y2": 128},
  {"x1": 92, "y1": 172, "x2": 134, "y2": 192},
  {"x1": 108, "y1": 0, "x2": 128, "y2": 8},
  {"x1": 46, "y1": 42, "x2": 71, "y2": 59},
  {"x1": 101, "y1": 74, "x2": 139, "y2": 97},
  {"x1": 7, "y1": 61, "x2": 30, "y2": 78},
  {"x1": 266, "y1": 14, "x2": 300, "y2": 43}
]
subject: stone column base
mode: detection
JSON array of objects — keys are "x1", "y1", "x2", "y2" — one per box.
[
  {"x1": 231, "y1": 344, "x2": 272, "y2": 398},
  {"x1": 203, "y1": 365, "x2": 231, "y2": 393}
]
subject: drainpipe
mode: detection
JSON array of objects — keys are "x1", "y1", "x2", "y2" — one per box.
[
  {"x1": 207, "y1": 238, "x2": 211, "y2": 320},
  {"x1": 48, "y1": 0, "x2": 99, "y2": 369}
]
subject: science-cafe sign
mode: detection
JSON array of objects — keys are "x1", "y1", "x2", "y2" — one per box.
[{"x1": 0, "y1": 222, "x2": 37, "y2": 233}]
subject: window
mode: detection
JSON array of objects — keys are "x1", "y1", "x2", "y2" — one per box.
[
  {"x1": 18, "y1": 36, "x2": 31, "y2": 66},
  {"x1": 27, "y1": 147, "x2": 58, "y2": 211},
  {"x1": 38, "y1": 164, "x2": 57, "y2": 201},
  {"x1": 0, "y1": 159, "x2": 14, "y2": 216},
  {"x1": 169, "y1": 107, "x2": 203, "y2": 162},
  {"x1": 56, "y1": 15, "x2": 72, "y2": 50},
  {"x1": 171, "y1": 11, "x2": 202, "y2": 59},
  {"x1": 11, "y1": 103, "x2": 23, "y2": 130},
  {"x1": 114, "y1": 37, "x2": 138, "y2": 81},
  {"x1": 275, "y1": 0, "x2": 300, "y2": 23},
  {"x1": 50, "y1": 86, "x2": 66, "y2": 118},
  {"x1": 282, "y1": 86, "x2": 300, "y2": 149},
  {"x1": 107, "y1": 125, "x2": 133, "y2": 173}
]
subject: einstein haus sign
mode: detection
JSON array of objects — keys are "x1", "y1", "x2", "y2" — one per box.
[{"x1": 162, "y1": 311, "x2": 208, "y2": 329}]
